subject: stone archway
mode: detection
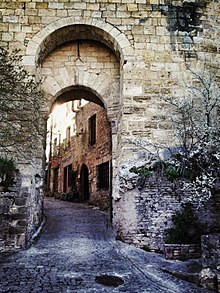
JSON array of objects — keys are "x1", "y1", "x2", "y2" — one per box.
[
  {"x1": 41, "y1": 38, "x2": 120, "y2": 185},
  {"x1": 9, "y1": 18, "x2": 133, "y2": 250},
  {"x1": 24, "y1": 19, "x2": 134, "y2": 200}
]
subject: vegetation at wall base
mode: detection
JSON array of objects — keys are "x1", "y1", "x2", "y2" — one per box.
[
  {"x1": 0, "y1": 157, "x2": 16, "y2": 191},
  {"x1": 164, "y1": 203, "x2": 204, "y2": 245}
]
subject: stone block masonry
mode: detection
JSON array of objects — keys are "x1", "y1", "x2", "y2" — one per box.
[
  {"x1": 163, "y1": 244, "x2": 201, "y2": 260},
  {"x1": 0, "y1": 193, "x2": 28, "y2": 252},
  {"x1": 114, "y1": 157, "x2": 220, "y2": 253}
]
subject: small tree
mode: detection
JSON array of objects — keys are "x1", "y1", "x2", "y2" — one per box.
[
  {"x1": 0, "y1": 47, "x2": 44, "y2": 153},
  {"x1": 165, "y1": 203, "x2": 204, "y2": 244},
  {"x1": 128, "y1": 64, "x2": 220, "y2": 205},
  {"x1": 0, "y1": 157, "x2": 16, "y2": 191},
  {"x1": 161, "y1": 65, "x2": 220, "y2": 204}
]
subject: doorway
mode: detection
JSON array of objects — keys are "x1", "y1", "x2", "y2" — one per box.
[
  {"x1": 80, "y1": 164, "x2": 90, "y2": 202},
  {"x1": 63, "y1": 164, "x2": 72, "y2": 193}
]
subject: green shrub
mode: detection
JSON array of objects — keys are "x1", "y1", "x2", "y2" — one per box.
[
  {"x1": 0, "y1": 157, "x2": 16, "y2": 191},
  {"x1": 165, "y1": 203, "x2": 204, "y2": 244},
  {"x1": 129, "y1": 166, "x2": 151, "y2": 177}
]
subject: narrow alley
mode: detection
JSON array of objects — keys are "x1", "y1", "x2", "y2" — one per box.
[{"x1": 0, "y1": 198, "x2": 210, "y2": 293}]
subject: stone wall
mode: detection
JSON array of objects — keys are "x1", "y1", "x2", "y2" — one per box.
[
  {"x1": 0, "y1": 192, "x2": 28, "y2": 252},
  {"x1": 113, "y1": 155, "x2": 220, "y2": 252},
  {"x1": 0, "y1": 164, "x2": 45, "y2": 251},
  {"x1": 0, "y1": 191, "x2": 43, "y2": 252},
  {"x1": 41, "y1": 40, "x2": 120, "y2": 113},
  {"x1": 164, "y1": 244, "x2": 201, "y2": 260}
]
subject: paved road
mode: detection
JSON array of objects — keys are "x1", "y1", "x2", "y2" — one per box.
[{"x1": 0, "y1": 197, "x2": 210, "y2": 292}]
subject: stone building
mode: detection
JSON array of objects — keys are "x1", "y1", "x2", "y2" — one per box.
[
  {"x1": 0, "y1": 0, "x2": 219, "y2": 266},
  {"x1": 46, "y1": 99, "x2": 112, "y2": 210}
]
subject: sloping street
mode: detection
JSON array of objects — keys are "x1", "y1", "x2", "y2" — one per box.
[{"x1": 0, "y1": 197, "x2": 210, "y2": 293}]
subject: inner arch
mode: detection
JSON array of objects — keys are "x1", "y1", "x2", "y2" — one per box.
[
  {"x1": 46, "y1": 87, "x2": 112, "y2": 210},
  {"x1": 51, "y1": 86, "x2": 105, "y2": 112}
]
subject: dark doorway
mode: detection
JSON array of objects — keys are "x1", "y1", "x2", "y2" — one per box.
[
  {"x1": 63, "y1": 164, "x2": 72, "y2": 193},
  {"x1": 80, "y1": 164, "x2": 90, "y2": 201},
  {"x1": 53, "y1": 167, "x2": 59, "y2": 194}
]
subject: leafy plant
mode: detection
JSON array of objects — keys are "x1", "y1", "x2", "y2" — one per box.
[
  {"x1": 129, "y1": 166, "x2": 151, "y2": 178},
  {"x1": 0, "y1": 157, "x2": 16, "y2": 191},
  {"x1": 165, "y1": 203, "x2": 204, "y2": 244},
  {"x1": 164, "y1": 165, "x2": 182, "y2": 181}
]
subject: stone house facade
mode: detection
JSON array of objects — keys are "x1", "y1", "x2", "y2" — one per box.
[
  {"x1": 0, "y1": 0, "x2": 219, "y2": 260},
  {"x1": 47, "y1": 100, "x2": 112, "y2": 210}
]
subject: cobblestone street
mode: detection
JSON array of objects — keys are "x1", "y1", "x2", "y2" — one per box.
[{"x1": 0, "y1": 197, "x2": 211, "y2": 292}]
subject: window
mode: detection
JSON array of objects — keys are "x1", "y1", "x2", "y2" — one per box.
[
  {"x1": 89, "y1": 114, "x2": 96, "y2": 146},
  {"x1": 97, "y1": 161, "x2": 109, "y2": 190},
  {"x1": 72, "y1": 100, "x2": 81, "y2": 112}
]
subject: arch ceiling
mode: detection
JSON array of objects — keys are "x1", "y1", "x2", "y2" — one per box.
[{"x1": 24, "y1": 17, "x2": 133, "y2": 67}]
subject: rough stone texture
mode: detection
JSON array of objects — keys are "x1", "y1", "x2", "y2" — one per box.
[
  {"x1": 0, "y1": 0, "x2": 219, "y2": 252},
  {"x1": 0, "y1": 166, "x2": 44, "y2": 252},
  {"x1": 0, "y1": 192, "x2": 28, "y2": 252},
  {"x1": 201, "y1": 234, "x2": 220, "y2": 270},
  {"x1": 113, "y1": 154, "x2": 220, "y2": 252},
  {"x1": 200, "y1": 268, "x2": 218, "y2": 292},
  {"x1": 218, "y1": 267, "x2": 220, "y2": 293}
]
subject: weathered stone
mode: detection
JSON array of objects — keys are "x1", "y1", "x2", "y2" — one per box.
[
  {"x1": 201, "y1": 234, "x2": 220, "y2": 269},
  {"x1": 113, "y1": 153, "x2": 220, "y2": 252},
  {"x1": 14, "y1": 198, "x2": 27, "y2": 206}
]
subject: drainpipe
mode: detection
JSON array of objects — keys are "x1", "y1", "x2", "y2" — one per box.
[{"x1": 46, "y1": 113, "x2": 53, "y2": 195}]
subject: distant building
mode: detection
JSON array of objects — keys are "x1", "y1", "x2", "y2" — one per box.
[{"x1": 46, "y1": 100, "x2": 112, "y2": 210}]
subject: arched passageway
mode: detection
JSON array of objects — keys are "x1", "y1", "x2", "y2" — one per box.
[
  {"x1": 7, "y1": 19, "x2": 132, "y2": 249},
  {"x1": 24, "y1": 20, "x2": 133, "y2": 201},
  {"x1": 42, "y1": 36, "x2": 119, "y2": 211},
  {"x1": 46, "y1": 89, "x2": 113, "y2": 210}
]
